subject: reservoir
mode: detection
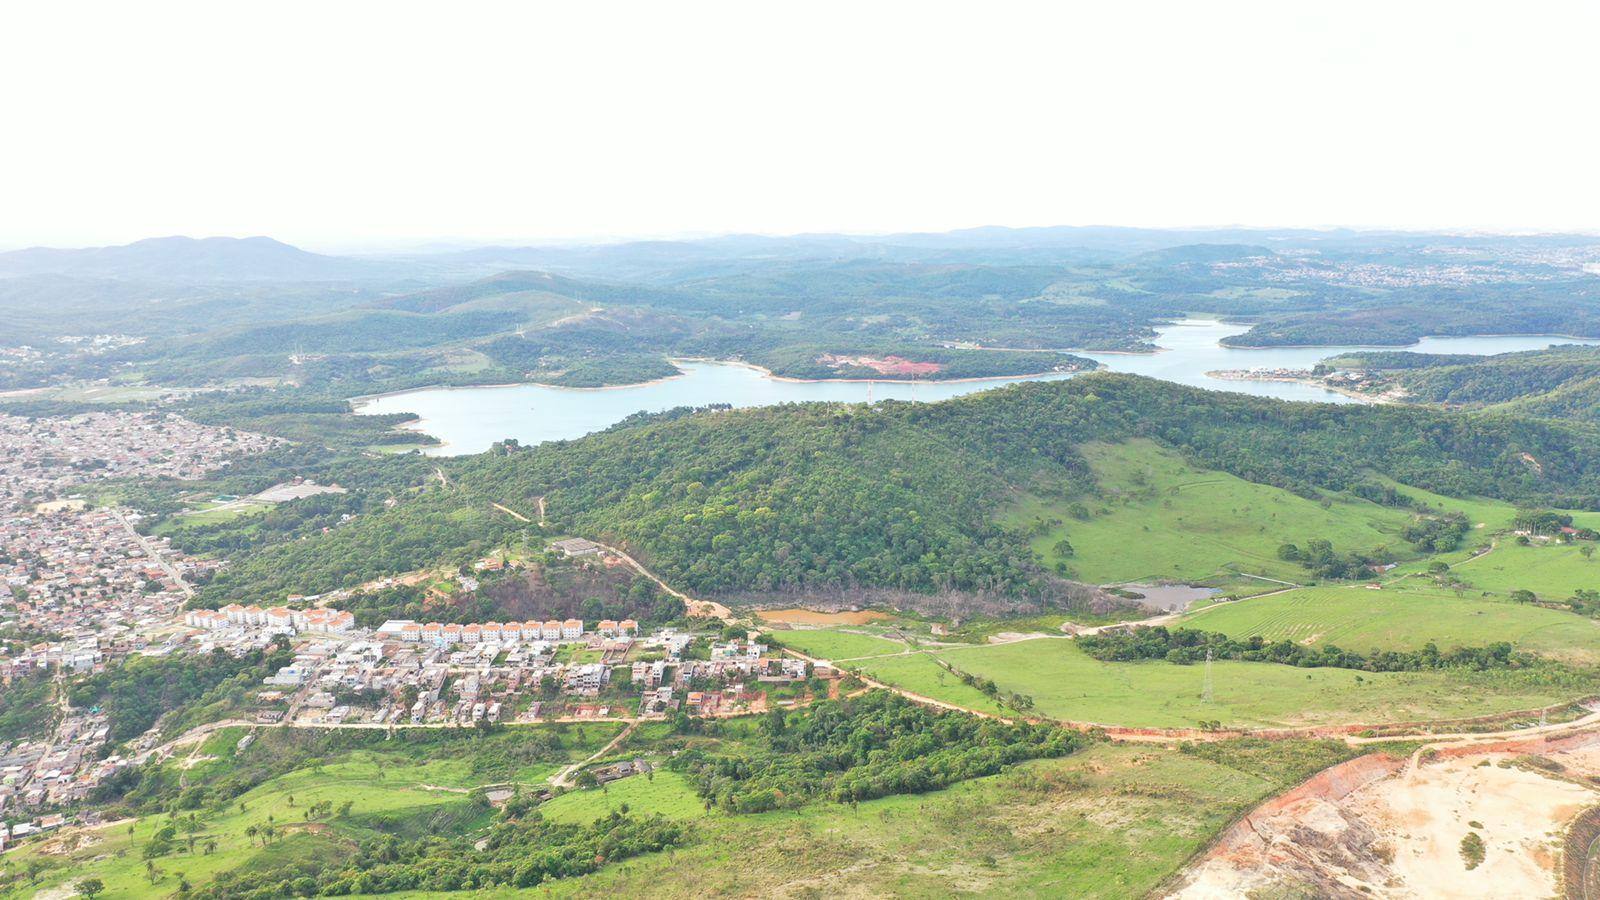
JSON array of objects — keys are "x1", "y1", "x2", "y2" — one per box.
[{"x1": 354, "y1": 320, "x2": 1600, "y2": 454}]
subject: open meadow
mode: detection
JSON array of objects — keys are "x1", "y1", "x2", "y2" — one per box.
[
  {"x1": 1008, "y1": 440, "x2": 1416, "y2": 584},
  {"x1": 771, "y1": 627, "x2": 909, "y2": 661},
  {"x1": 845, "y1": 635, "x2": 1595, "y2": 730},
  {"x1": 1185, "y1": 583, "x2": 1600, "y2": 664},
  {"x1": 2, "y1": 723, "x2": 624, "y2": 899},
  {"x1": 1448, "y1": 540, "x2": 1600, "y2": 600}
]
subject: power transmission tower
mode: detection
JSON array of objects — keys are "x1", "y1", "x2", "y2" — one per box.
[{"x1": 1202, "y1": 647, "x2": 1214, "y2": 704}]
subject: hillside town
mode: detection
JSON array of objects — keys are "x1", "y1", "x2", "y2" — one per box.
[
  {"x1": 0, "y1": 412, "x2": 276, "y2": 667},
  {"x1": 204, "y1": 609, "x2": 807, "y2": 729},
  {"x1": 0, "y1": 409, "x2": 816, "y2": 843},
  {"x1": 0, "y1": 412, "x2": 284, "y2": 838}
]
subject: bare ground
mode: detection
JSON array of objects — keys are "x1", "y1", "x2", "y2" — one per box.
[{"x1": 1169, "y1": 731, "x2": 1600, "y2": 898}]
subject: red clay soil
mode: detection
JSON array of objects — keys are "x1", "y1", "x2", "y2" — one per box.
[
  {"x1": 818, "y1": 354, "x2": 944, "y2": 376},
  {"x1": 1194, "y1": 731, "x2": 1600, "y2": 881}
]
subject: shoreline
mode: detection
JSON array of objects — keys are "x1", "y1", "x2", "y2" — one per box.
[
  {"x1": 1204, "y1": 370, "x2": 1391, "y2": 404},
  {"x1": 350, "y1": 358, "x2": 1094, "y2": 454},
  {"x1": 669, "y1": 357, "x2": 1091, "y2": 386},
  {"x1": 351, "y1": 356, "x2": 1093, "y2": 410},
  {"x1": 1218, "y1": 331, "x2": 1600, "y2": 351}
]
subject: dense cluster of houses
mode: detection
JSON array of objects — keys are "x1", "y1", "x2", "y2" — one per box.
[
  {"x1": 0, "y1": 411, "x2": 286, "y2": 830},
  {"x1": 1, "y1": 411, "x2": 278, "y2": 642},
  {"x1": 228, "y1": 616, "x2": 808, "y2": 730},
  {"x1": 185, "y1": 604, "x2": 356, "y2": 634},
  {"x1": 0, "y1": 705, "x2": 136, "y2": 829},
  {"x1": 378, "y1": 617, "x2": 638, "y2": 644}
]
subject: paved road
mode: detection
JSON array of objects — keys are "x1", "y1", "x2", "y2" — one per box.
[{"x1": 111, "y1": 508, "x2": 193, "y2": 598}]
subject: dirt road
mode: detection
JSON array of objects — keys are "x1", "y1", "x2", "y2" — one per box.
[
  {"x1": 490, "y1": 502, "x2": 532, "y2": 523},
  {"x1": 551, "y1": 720, "x2": 639, "y2": 788},
  {"x1": 588, "y1": 540, "x2": 733, "y2": 621}
]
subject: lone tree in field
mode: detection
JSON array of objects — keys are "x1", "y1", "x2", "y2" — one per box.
[{"x1": 75, "y1": 878, "x2": 105, "y2": 900}]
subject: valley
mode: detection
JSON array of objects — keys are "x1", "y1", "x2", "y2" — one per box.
[{"x1": 7, "y1": 228, "x2": 1600, "y2": 898}]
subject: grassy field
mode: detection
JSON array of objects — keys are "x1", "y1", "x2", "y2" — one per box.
[
  {"x1": 1448, "y1": 540, "x2": 1600, "y2": 600},
  {"x1": 1185, "y1": 583, "x2": 1600, "y2": 664},
  {"x1": 853, "y1": 652, "x2": 1011, "y2": 715},
  {"x1": 538, "y1": 742, "x2": 1350, "y2": 898},
  {"x1": 368, "y1": 740, "x2": 1356, "y2": 899},
  {"x1": 1007, "y1": 439, "x2": 1416, "y2": 584},
  {"x1": 155, "y1": 502, "x2": 268, "y2": 533},
  {"x1": 537, "y1": 770, "x2": 709, "y2": 824},
  {"x1": 845, "y1": 635, "x2": 1594, "y2": 729},
  {"x1": 774, "y1": 628, "x2": 908, "y2": 661},
  {"x1": 1372, "y1": 478, "x2": 1600, "y2": 535},
  {"x1": 0, "y1": 716, "x2": 1379, "y2": 898},
  {"x1": 4, "y1": 724, "x2": 625, "y2": 899}
]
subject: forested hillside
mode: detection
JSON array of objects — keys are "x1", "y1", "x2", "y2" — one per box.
[
  {"x1": 434, "y1": 374, "x2": 1600, "y2": 603},
  {"x1": 1318, "y1": 345, "x2": 1600, "y2": 421}
]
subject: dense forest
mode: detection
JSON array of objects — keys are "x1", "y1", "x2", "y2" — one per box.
[
  {"x1": 669, "y1": 692, "x2": 1082, "y2": 812},
  {"x1": 439, "y1": 373, "x2": 1600, "y2": 603},
  {"x1": 1310, "y1": 346, "x2": 1600, "y2": 424},
  {"x1": 1221, "y1": 280, "x2": 1600, "y2": 348}
]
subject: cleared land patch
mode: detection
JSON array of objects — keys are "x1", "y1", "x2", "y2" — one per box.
[
  {"x1": 1009, "y1": 439, "x2": 1415, "y2": 584},
  {"x1": 1187, "y1": 584, "x2": 1600, "y2": 664},
  {"x1": 844, "y1": 633, "x2": 1594, "y2": 729},
  {"x1": 775, "y1": 628, "x2": 907, "y2": 661},
  {"x1": 1451, "y1": 540, "x2": 1600, "y2": 600}
]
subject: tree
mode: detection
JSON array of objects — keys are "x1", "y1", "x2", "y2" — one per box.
[
  {"x1": 1510, "y1": 589, "x2": 1537, "y2": 604},
  {"x1": 75, "y1": 878, "x2": 105, "y2": 899},
  {"x1": 1582, "y1": 545, "x2": 1595, "y2": 563}
]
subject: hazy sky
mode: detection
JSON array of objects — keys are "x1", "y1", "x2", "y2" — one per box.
[{"x1": 3, "y1": 1, "x2": 1597, "y2": 250}]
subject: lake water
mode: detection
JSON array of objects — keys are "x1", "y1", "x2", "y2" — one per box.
[
  {"x1": 1112, "y1": 583, "x2": 1221, "y2": 612},
  {"x1": 354, "y1": 320, "x2": 1600, "y2": 454}
]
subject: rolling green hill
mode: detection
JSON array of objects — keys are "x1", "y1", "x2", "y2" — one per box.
[
  {"x1": 1183, "y1": 583, "x2": 1600, "y2": 665},
  {"x1": 1006, "y1": 439, "x2": 1416, "y2": 584},
  {"x1": 197, "y1": 372, "x2": 1600, "y2": 616},
  {"x1": 449, "y1": 372, "x2": 1600, "y2": 604}
]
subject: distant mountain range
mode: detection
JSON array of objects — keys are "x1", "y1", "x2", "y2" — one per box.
[
  {"x1": 0, "y1": 236, "x2": 400, "y2": 282},
  {"x1": 3, "y1": 227, "x2": 1595, "y2": 285}
]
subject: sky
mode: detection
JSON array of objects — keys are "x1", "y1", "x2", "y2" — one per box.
[{"x1": 3, "y1": 0, "x2": 1598, "y2": 250}]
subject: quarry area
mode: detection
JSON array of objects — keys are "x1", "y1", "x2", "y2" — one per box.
[{"x1": 1170, "y1": 730, "x2": 1600, "y2": 899}]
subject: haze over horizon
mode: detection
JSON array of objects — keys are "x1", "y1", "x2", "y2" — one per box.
[{"x1": 5, "y1": 0, "x2": 1599, "y2": 248}]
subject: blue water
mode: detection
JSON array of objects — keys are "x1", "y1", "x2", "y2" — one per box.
[{"x1": 354, "y1": 320, "x2": 1600, "y2": 454}]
